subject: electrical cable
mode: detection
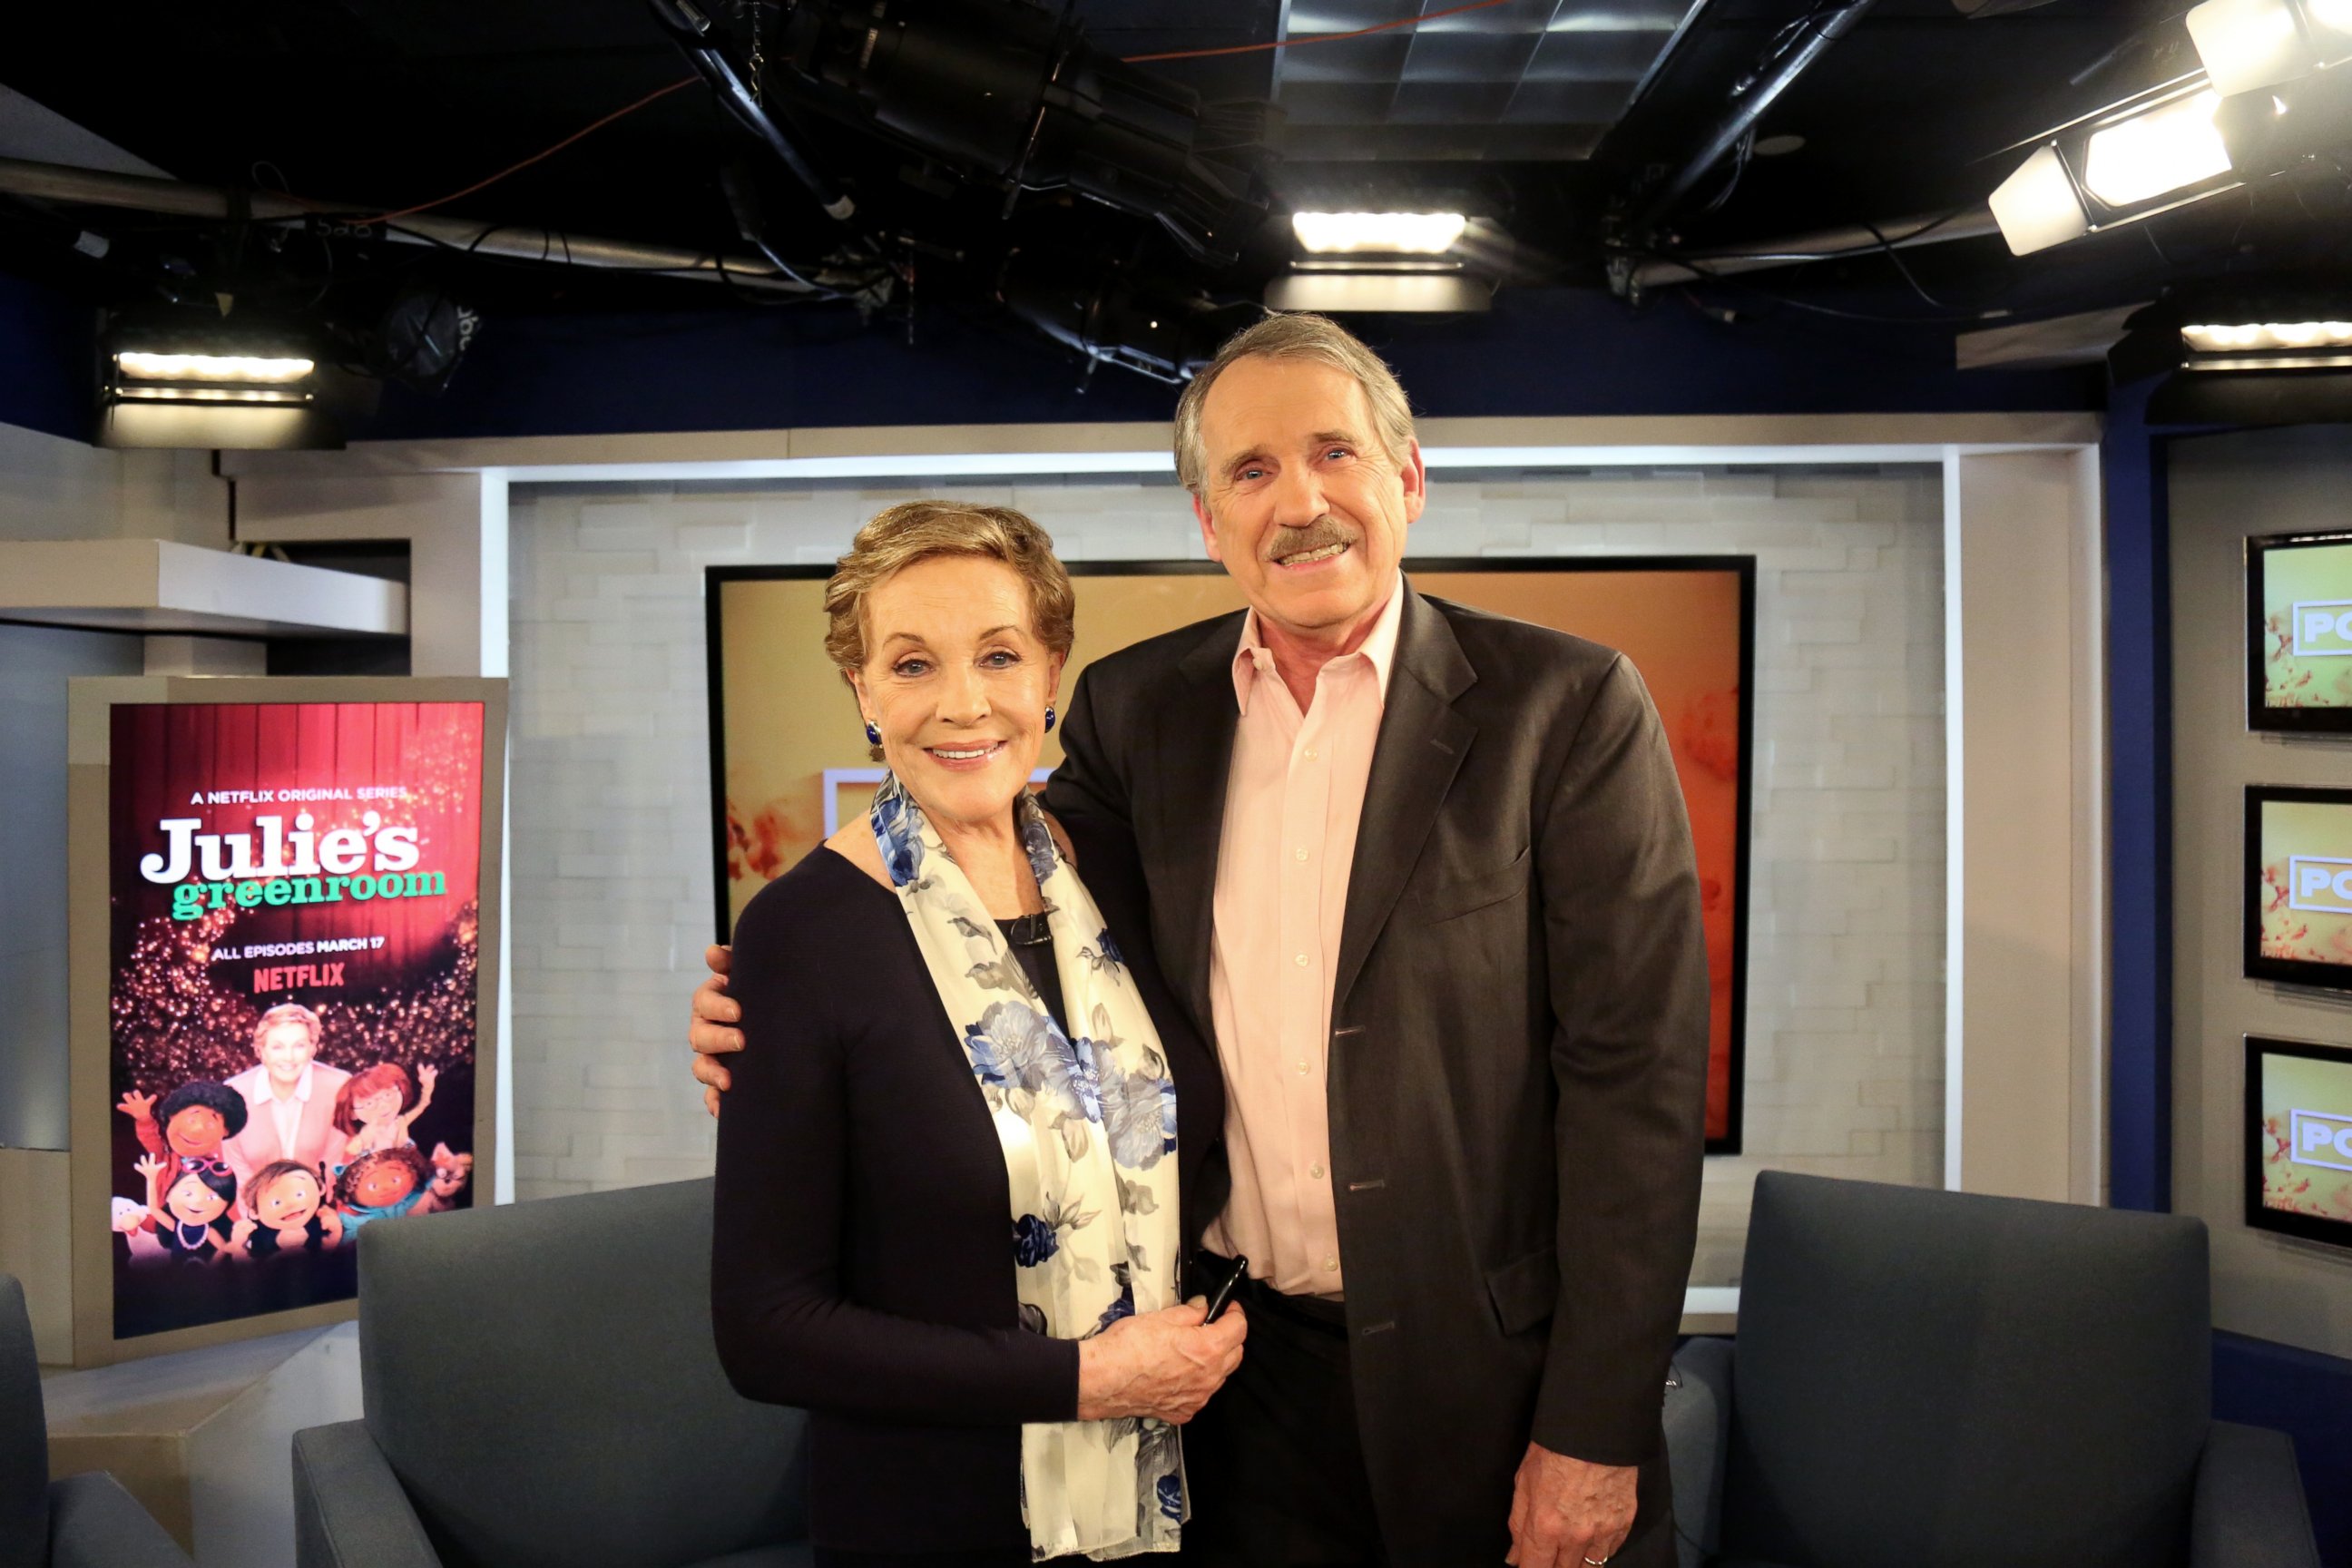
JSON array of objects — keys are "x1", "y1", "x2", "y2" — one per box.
[
  {"x1": 1120, "y1": 0, "x2": 1516, "y2": 64},
  {"x1": 1857, "y1": 218, "x2": 1956, "y2": 309},
  {"x1": 337, "y1": 76, "x2": 700, "y2": 227}
]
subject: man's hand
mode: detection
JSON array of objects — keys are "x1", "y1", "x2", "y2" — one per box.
[
  {"x1": 1504, "y1": 1443, "x2": 1637, "y2": 1568},
  {"x1": 689, "y1": 943, "x2": 742, "y2": 1117}
]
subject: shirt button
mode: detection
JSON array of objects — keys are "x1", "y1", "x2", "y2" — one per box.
[
  {"x1": 1322, "y1": 1255, "x2": 1338, "y2": 1272},
  {"x1": 1294, "y1": 953, "x2": 1308, "y2": 966},
  {"x1": 1303, "y1": 747, "x2": 1319, "y2": 760},
  {"x1": 1295, "y1": 1061, "x2": 1309, "y2": 1075},
  {"x1": 1294, "y1": 847, "x2": 1308, "y2": 862},
  {"x1": 1309, "y1": 1162, "x2": 1325, "y2": 1179}
]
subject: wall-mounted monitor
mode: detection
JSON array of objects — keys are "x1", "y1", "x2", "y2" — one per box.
[
  {"x1": 2246, "y1": 1034, "x2": 2352, "y2": 1249},
  {"x1": 708, "y1": 558, "x2": 1756, "y2": 1153},
  {"x1": 2245, "y1": 784, "x2": 2352, "y2": 990},
  {"x1": 2248, "y1": 530, "x2": 2352, "y2": 732}
]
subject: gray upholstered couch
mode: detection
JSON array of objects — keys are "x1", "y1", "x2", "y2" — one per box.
[
  {"x1": 2, "y1": 1273, "x2": 192, "y2": 1568},
  {"x1": 1664, "y1": 1171, "x2": 2320, "y2": 1568},
  {"x1": 291, "y1": 1179, "x2": 808, "y2": 1568}
]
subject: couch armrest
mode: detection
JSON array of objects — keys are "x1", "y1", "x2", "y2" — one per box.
[
  {"x1": 47, "y1": 1471, "x2": 193, "y2": 1568},
  {"x1": 292, "y1": 1422, "x2": 443, "y2": 1568},
  {"x1": 1663, "y1": 1337, "x2": 1734, "y2": 1568},
  {"x1": 2190, "y1": 1420, "x2": 2319, "y2": 1568}
]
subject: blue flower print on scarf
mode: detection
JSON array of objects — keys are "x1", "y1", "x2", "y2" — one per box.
[
  {"x1": 870, "y1": 779, "x2": 925, "y2": 887},
  {"x1": 1015, "y1": 796, "x2": 1060, "y2": 890},
  {"x1": 963, "y1": 1023, "x2": 1008, "y2": 1089},
  {"x1": 973, "y1": 1000, "x2": 1100, "y2": 1122},
  {"x1": 1013, "y1": 1213, "x2": 1060, "y2": 1268},
  {"x1": 1156, "y1": 1474, "x2": 1183, "y2": 1524},
  {"x1": 1090, "y1": 1277, "x2": 1135, "y2": 1336},
  {"x1": 1093, "y1": 1054, "x2": 1173, "y2": 1171}
]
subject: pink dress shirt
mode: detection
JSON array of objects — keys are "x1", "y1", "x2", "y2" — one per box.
[{"x1": 1201, "y1": 574, "x2": 1404, "y2": 1296}]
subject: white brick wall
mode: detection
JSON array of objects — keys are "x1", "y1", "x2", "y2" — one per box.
[{"x1": 505, "y1": 467, "x2": 1945, "y2": 1283}]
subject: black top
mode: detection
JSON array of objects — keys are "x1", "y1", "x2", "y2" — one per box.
[{"x1": 711, "y1": 845, "x2": 1223, "y2": 1554}]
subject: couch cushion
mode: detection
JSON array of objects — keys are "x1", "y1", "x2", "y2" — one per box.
[
  {"x1": 1720, "y1": 1172, "x2": 2209, "y2": 1568},
  {"x1": 359, "y1": 1179, "x2": 806, "y2": 1568}
]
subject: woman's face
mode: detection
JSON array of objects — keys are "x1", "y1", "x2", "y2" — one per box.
[
  {"x1": 164, "y1": 1174, "x2": 228, "y2": 1226},
  {"x1": 353, "y1": 1087, "x2": 403, "y2": 1125},
  {"x1": 849, "y1": 555, "x2": 1063, "y2": 833},
  {"x1": 257, "y1": 1171, "x2": 321, "y2": 1230}
]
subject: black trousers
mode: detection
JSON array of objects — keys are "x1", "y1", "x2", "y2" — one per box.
[{"x1": 1181, "y1": 1269, "x2": 1388, "y2": 1568}]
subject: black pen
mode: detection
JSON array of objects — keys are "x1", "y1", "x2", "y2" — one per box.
[{"x1": 1203, "y1": 1255, "x2": 1250, "y2": 1323}]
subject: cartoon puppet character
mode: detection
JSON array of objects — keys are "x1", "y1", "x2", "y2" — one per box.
[
  {"x1": 133, "y1": 1152, "x2": 238, "y2": 1265},
  {"x1": 333, "y1": 1062, "x2": 438, "y2": 1161},
  {"x1": 118, "y1": 1082, "x2": 249, "y2": 1174},
  {"x1": 333, "y1": 1142, "x2": 472, "y2": 1234},
  {"x1": 228, "y1": 1161, "x2": 344, "y2": 1260}
]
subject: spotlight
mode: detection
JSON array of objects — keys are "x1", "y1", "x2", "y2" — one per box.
[
  {"x1": 2213, "y1": 55, "x2": 2352, "y2": 173},
  {"x1": 770, "y1": 0, "x2": 1280, "y2": 266},
  {"x1": 2186, "y1": 0, "x2": 2352, "y2": 95},
  {"x1": 99, "y1": 315, "x2": 341, "y2": 450},
  {"x1": 1290, "y1": 212, "x2": 1467, "y2": 255},
  {"x1": 1988, "y1": 84, "x2": 2239, "y2": 255}
]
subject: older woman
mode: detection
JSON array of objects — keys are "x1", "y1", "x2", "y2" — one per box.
[{"x1": 711, "y1": 501, "x2": 1244, "y2": 1567}]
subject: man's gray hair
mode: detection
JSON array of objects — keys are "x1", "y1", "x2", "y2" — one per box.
[{"x1": 1172, "y1": 313, "x2": 1417, "y2": 496}]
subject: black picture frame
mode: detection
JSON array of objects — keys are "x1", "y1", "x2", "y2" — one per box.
[
  {"x1": 2247, "y1": 530, "x2": 2352, "y2": 734},
  {"x1": 2243, "y1": 1034, "x2": 2352, "y2": 1250},
  {"x1": 706, "y1": 556, "x2": 1757, "y2": 1155},
  {"x1": 2245, "y1": 785, "x2": 2352, "y2": 992}
]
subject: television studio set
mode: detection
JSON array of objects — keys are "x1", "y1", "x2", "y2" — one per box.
[{"x1": 0, "y1": 1, "x2": 2347, "y2": 1564}]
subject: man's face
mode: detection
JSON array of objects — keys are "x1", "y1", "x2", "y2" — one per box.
[
  {"x1": 1192, "y1": 356, "x2": 1426, "y2": 643},
  {"x1": 256, "y1": 1023, "x2": 316, "y2": 1089}
]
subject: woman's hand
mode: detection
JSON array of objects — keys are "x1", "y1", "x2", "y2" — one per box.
[{"x1": 1075, "y1": 1301, "x2": 1247, "y2": 1425}]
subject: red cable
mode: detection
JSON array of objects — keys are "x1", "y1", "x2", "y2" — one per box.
[
  {"x1": 1121, "y1": 0, "x2": 1518, "y2": 64},
  {"x1": 340, "y1": 77, "x2": 700, "y2": 227}
]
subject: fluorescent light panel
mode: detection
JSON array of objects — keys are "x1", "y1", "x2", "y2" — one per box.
[
  {"x1": 1291, "y1": 211, "x2": 1467, "y2": 255},
  {"x1": 114, "y1": 352, "x2": 315, "y2": 384},
  {"x1": 113, "y1": 386, "x2": 310, "y2": 404},
  {"x1": 2183, "y1": 318, "x2": 2352, "y2": 349}
]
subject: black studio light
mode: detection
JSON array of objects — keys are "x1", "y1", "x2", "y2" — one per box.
[
  {"x1": 768, "y1": 0, "x2": 1281, "y2": 266},
  {"x1": 2113, "y1": 283, "x2": 2352, "y2": 422},
  {"x1": 998, "y1": 244, "x2": 1260, "y2": 386}
]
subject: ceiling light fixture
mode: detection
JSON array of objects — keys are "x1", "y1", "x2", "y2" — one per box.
[
  {"x1": 2112, "y1": 287, "x2": 2352, "y2": 422},
  {"x1": 99, "y1": 316, "x2": 341, "y2": 450},
  {"x1": 1290, "y1": 211, "x2": 1468, "y2": 254},
  {"x1": 2186, "y1": 0, "x2": 2352, "y2": 95},
  {"x1": 1988, "y1": 83, "x2": 2242, "y2": 255}
]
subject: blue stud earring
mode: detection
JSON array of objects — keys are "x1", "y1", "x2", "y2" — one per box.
[
  {"x1": 864, "y1": 721, "x2": 881, "y2": 746},
  {"x1": 1044, "y1": 705, "x2": 1056, "y2": 734}
]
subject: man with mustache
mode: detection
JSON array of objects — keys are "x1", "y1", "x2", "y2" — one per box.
[{"x1": 692, "y1": 313, "x2": 1709, "y2": 1568}]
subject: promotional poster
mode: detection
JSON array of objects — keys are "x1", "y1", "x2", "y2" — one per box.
[
  {"x1": 710, "y1": 561, "x2": 1753, "y2": 1148},
  {"x1": 106, "y1": 701, "x2": 486, "y2": 1340}
]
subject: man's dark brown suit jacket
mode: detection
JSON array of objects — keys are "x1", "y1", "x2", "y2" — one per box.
[{"x1": 1044, "y1": 579, "x2": 1711, "y2": 1566}]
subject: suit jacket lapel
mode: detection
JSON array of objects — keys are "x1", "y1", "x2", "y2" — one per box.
[
  {"x1": 1155, "y1": 615, "x2": 1245, "y2": 1038},
  {"x1": 1334, "y1": 583, "x2": 1476, "y2": 1011}
]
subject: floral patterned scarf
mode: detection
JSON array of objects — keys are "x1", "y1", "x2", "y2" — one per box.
[{"x1": 872, "y1": 774, "x2": 1186, "y2": 1560}]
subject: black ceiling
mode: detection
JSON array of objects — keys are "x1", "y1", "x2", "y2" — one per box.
[{"x1": 3, "y1": 0, "x2": 2345, "y2": 379}]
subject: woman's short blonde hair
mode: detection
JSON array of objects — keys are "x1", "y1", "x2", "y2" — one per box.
[
  {"x1": 822, "y1": 501, "x2": 1076, "y2": 674},
  {"x1": 1171, "y1": 312, "x2": 1417, "y2": 495}
]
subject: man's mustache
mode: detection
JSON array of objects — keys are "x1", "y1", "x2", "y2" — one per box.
[{"x1": 1265, "y1": 516, "x2": 1355, "y2": 562}]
